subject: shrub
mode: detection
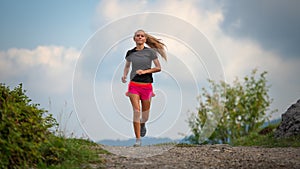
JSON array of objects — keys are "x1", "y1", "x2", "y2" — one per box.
[
  {"x1": 188, "y1": 69, "x2": 276, "y2": 144},
  {"x1": 0, "y1": 83, "x2": 57, "y2": 168}
]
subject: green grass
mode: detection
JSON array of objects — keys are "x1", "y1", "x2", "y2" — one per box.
[
  {"x1": 37, "y1": 135, "x2": 110, "y2": 169},
  {"x1": 231, "y1": 123, "x2": 300, "y2": 147},
  {"x1": 232, "y1": 132, "x2": 300, "y2": 147}
]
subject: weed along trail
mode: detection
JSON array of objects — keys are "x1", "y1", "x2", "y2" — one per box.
[{"x1": 97, "y1": 144, "x2": 300, "y2": 169}]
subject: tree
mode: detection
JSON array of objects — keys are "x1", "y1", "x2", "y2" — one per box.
[{"x1": 188, "y1": 69, "x2": 276, "y2": 144}]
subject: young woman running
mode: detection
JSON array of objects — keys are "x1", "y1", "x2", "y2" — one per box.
[{"x1": 121, "y1": 30, "x2": 167, "y2": 147}]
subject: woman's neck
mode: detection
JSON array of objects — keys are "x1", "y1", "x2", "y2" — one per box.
[{"x1": 135, "y1": 44, "x2": 144, "y2": 50}]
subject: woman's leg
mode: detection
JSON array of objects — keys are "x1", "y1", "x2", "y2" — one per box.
[
  {"x1": 129, "y1": 94, "x2": 141, "y2": 140},
  {"x1": 141, "y1": 99, "x2": 151, "y2": 123},
  {"x1": 140, "y1": 99, "x2": 151, "y2": 137}
]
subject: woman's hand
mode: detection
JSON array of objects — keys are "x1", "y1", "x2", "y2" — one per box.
[
  {"x1": 136, "y1": 69, "x2": 145, "y2": 75},
  {"x1": 121, "y1": 76, "x2": 127, "y2": 83},
  {"x1": 122, "y1": 61, "x2": 130, "y2": 83}
]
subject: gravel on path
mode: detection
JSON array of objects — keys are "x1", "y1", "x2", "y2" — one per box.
[{"x1": 98, "y1": 144, "x2": 300, "y2": 169}]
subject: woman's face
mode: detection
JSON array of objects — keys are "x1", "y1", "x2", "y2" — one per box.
[{"x1": 134, "y1": 31, "x2": 146, "y2": 45}]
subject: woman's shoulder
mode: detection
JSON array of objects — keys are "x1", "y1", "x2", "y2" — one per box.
[
  {"x1": 125, "y1": 47, "x2": 137, "y2": 58},
  {"x1": 144, "y1": 47, "x2": 157, "y2": 54},
  {"x1": 144, "y1": 46, "x2": 153, "y2": 51}
]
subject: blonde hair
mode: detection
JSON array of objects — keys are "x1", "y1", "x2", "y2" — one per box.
[{"x1": 134, "y1": 30, "x2": 167, "y2": 61}]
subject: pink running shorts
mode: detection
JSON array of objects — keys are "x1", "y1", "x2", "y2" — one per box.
[{"x1": 126, "y1": 81, "x2": 155, "y2": 100}]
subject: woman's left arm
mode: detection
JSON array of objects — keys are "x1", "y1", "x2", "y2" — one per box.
[{"x1": 136, "y1": 58, "x2": 161, "y2": 75}]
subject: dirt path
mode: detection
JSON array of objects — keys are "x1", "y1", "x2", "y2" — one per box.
[{"x1": 97, "y1": 144, "x2": 300, "y2": 169}]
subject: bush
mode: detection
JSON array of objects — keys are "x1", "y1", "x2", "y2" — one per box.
[
  {"x1": 188, "y1": 69, "x2": 276, "y2": 144},
  {"x1": 0, "y1": 83, "x2": 57, "y2": 168}
]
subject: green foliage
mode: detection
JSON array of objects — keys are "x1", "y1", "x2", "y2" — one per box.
[
  {"x1": 0, "y1": 83, "x2": 107, "y2": 168},
  {"x1": 188, "y1": 69, "x2": 276, "y2": 144},
  {"x1": 38, "y1": 136, "x2": 107, "y2": 169},
  {"x1": 0, "y1": 83, "x2": 57, "y2": 168},
  {"x1": 232, "y1": 123, "x2": 300, "y2": 147}
]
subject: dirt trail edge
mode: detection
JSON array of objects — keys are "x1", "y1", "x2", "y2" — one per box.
[{"x1": 97, "y1": 144, "x2": 300, "y2": 169}]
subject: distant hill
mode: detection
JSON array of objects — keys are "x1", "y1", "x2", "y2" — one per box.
[
  {"x1": 98, "y1": 137, "x2": 181, "y2": 146},
  {"x1": 262, "y1": 118, "x2": 281, "y2": 127}
]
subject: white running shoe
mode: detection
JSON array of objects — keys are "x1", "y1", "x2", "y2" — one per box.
[{"x1": 133, "y1": 139, "x2": 141, "y2": 147}]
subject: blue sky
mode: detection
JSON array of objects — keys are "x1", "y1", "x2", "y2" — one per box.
[
  {"x1": 1, "y1": 0, "x2": 299, "y2": 142},
  {"x1": 0, "y1": 0, "x2": 98, "y2": 50}
]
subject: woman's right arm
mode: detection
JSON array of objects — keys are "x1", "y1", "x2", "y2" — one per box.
[{"x1": 122, "y1": 61, "x2": 131, "y2": 83}]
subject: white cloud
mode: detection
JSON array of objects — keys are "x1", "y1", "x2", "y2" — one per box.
[
  {"x1": 0, "y1": 46, "x2": 79, "y2": 95},
  {"x1": 94, "y1": 0, "x2": 223, "y2": 37},
  {"x1": 93, "y1": 0, "x2": 147, "y2": 28},
  {"x1": 0, "y1": 45, "x2": 83, "y2": 136}
]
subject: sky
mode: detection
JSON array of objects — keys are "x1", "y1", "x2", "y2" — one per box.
[{"x1": 1, "y1": 0, "x2": 299, "y2": 142}]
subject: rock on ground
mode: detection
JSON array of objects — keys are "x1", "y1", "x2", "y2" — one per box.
[{"x1": 275, "y1": 99, "x2": 300, "y2": 138}]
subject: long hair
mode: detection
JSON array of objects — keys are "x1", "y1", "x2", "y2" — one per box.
[{"x1": 134, "y1": 30, "x2": 167, "y2": 61}]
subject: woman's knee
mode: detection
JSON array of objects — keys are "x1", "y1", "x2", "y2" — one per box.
[
  {"x1": 133, "y1": 109, "x2": 140, "y2": 122},
  {"x1": 141, "y1": 110, "x2": 149, "y2": 122}
]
